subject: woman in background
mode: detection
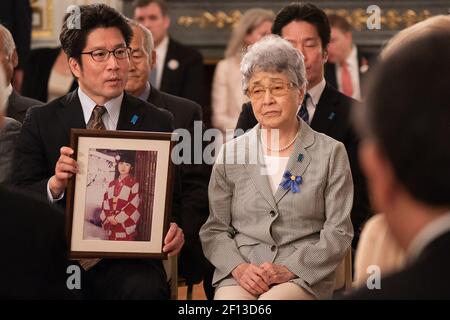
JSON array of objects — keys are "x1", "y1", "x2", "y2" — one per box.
[{"x1": 211, "y1": 8, "x2": 274, "y2": 135}]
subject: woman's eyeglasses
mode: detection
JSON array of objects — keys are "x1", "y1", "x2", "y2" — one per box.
[{"x1": 247, "y1": 81, "x2": 296, "y2": 99}]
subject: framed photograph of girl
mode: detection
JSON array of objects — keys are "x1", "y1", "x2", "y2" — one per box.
[{"x1": 66, "y1": 129, "x2": 175, "y2": 259}]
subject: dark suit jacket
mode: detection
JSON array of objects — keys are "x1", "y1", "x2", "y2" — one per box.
[
  {"x1": 6, "y1": 90, "x2": 43, "y2": 123},
  {"x1": 348, "y1": 230, "x2": 450, "y2": 299},
  {"x1": 235, "y1": 83, "x2": 371, "y2": 247},
  {"x1": 160, "y1": 38, "x2": 206, "y2": 108},
  {"x1": 0, "y1": 117, "x2": 21, "y2": 184},
  {"x1": 325, "y1": 49, "x2": 374, "y2": 98},
  {"x1": 0, "y1": 185, "x2": 77, "y2": 299},
  {"x1": 21, "y1": 47, "x2": 78, "y2": 102},
  {"x1": 0, "y1": 0, "x2": 31, "y2": 69},
  {"x1": 147, "y1": 86, "x2": 211, "y2": 284}
]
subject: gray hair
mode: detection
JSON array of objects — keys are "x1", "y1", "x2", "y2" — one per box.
[
  {"x1": 0, "y1": 24, "x2": 16, "y2": 58},
  {"x1": 128, "y1": 18, "x2": 154, "y2": 62},
  {"x1": 225, "y1": 8, "x2": 274, "y2": 58},
  {"x1": 0, "y1": 66, "x2": 6, "y2": 116},
  {"x1": 241, "y1": 35, "x2": 307, "y2": 93}
]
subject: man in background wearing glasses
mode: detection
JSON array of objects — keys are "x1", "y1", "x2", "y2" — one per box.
[{"x1": 12, "y1": 3, "x2": 184, "y2": 299}]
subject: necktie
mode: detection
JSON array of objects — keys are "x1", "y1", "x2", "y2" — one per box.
[
  {"x1": 87, "y1": 105, "x2": 107, "y2": 130},
  {"x1": 298, "y1": 93, "x2": 310, "y2": 124},
  {"x1": 81, "y1": 105, "x2": 106, "y2": 271},
  {"x1": 341, "y1": 61, "x2": 353, "y2": 97}
]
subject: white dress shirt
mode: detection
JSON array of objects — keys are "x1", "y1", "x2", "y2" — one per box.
[
  {"x1": 154, "y1": 35, "x2": 169, "y2": 90},
  {"x1": 263, "y1": 155, "x2": 290, "y2": 194},
  {"x1": 335, "y1": 45, "x2": 361, "y2": 100},
  {"x1": 46, "y1": 88, "x2": 124, "y2": 202}
]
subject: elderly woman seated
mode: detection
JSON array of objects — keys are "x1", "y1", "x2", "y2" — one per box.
[{"x1": 200, "y1": 35, "x2": 354, "y2": 300}]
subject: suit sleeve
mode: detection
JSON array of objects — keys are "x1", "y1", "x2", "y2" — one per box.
[
  {"x1": 177, "y1": 107, "x2": 210, "y2": 239},
  {"x1": 283, "y1": 142, "x2": 354, "y2": 286},
  {"x1": 0, "y1": 119, "x2": 21, "y2": 184},
  {"x1": 11, "y1": 107, "x2": 53, "y2": 199},
  {"x1": 176, "y1": 105, "x2": 212, "y2": 282}
]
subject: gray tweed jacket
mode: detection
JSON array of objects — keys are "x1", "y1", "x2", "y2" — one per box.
[{"x1": 200, "y1": 120, "x2": 354, "y2": 299}]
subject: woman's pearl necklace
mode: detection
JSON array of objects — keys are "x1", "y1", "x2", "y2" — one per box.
[{"x1": 260, "y1": 129, "x2": 299, "y2": 152}]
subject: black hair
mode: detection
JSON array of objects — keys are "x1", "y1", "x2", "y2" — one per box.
[
  {"x1": 272, "y1": 3, "x2": 331, "y2": 51},
  {"x1": 114, "y1": 150, "x2": 136, "y2": 179},
  {"x1": 60, "y1": 3, "x2": 132, "y2": 66}
]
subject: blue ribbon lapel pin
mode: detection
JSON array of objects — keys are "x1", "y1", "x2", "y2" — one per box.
[{"x1": 131, "y1": 114, "x2": 139, "y2": 125}]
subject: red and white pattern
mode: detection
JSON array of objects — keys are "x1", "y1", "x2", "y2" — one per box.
[{"x1": 100, "y1": 175, "x2": 141, "y2": 241}]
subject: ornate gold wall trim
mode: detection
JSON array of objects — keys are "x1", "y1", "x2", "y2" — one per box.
[{"x1": 178, "y1": 8, "x2": 433, "y2": 31}]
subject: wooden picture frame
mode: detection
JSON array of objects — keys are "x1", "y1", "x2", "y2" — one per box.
[{"x1": 66, "y1": 129, "x2": 175, "y2": 259}]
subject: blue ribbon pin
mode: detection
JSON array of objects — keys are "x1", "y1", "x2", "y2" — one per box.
[
  {"x1": 280, "y1": 170, "x2": 303, "y2": 193},
  {"x1": 131, "y1": 115, "x2": 139, "y2": 125},
  {"x1": 328, "y1": 112, "x2": 336, "y2": 120}
]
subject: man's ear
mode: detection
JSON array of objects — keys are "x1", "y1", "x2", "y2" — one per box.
[
  {"x1": 151, "y1": 49, "x2": 156, "y2": 70},
  {"x1": 69, "y1": 57, "x2": 81, "y2": 78},
  {"x1": 322, "y1": 45, "x2": 329, "y2": 63},
  {"x1": 163, "y1": 15, "x2": 170, "y2": 30},
  {"x1": 359, "y1": 141, "x2": 397, "y2": 213},
  {"x1": 345, "y1": 31, "x2": 353, "y2": 45},
  {"x1": 11, "y1": 49, "x2": 19, "y2": 69},
  {"x1": 298, "y1": 88, "x2": 305, "y2": 104}
]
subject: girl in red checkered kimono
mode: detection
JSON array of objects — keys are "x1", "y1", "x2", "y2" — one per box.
[{"x1": 100, "y1": 152, "x2": 141, "y2": 241}]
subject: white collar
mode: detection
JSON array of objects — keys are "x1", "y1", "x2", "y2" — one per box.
[
  {"x1": 407, "y1": 211, "x2": 450, "y2": 263},
  {"x1": 77, "y1": 87, "x2": 123, "y2": 129},
  {"x1": 307, "y1": 78, "x2": 326, "y2": 107},
  {"x1": 345, "y1": 45, "x2": 358, "y2": 69},
  {"x1": 156, "y1": 35, "x2": 169, "y2": 53}
]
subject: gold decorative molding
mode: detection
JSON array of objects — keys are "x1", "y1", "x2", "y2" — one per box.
[
  {"x1": 178, "y1": 8, "x2": 433, "y2": 31},
  {"x1": 178, "y1": 10, "x2": 242, "y2": 29},
  {"x1": 31, "y1": 0, "x2": 54, "y2": 38}
]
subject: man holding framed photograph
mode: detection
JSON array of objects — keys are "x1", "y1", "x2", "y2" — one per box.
[{"x1": 12, "y1": 3, "x2": 184, "y2": 299}]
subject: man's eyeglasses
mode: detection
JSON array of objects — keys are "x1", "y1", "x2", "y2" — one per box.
[
  {"x1": 81, "y1": 47, "x2": 131, "y2": 62},
  {"x1": 246, "y1": 81, "x2": 296, "y2": 99}
]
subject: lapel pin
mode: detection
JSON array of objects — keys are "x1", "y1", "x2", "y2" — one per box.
[
  {"x1": 280, "y1": 170, "x2": 303, "y2": 193},
  {"x1": 167, "y1": 59, "x2": 179, "y2": 70},
  {"x1": 131, "y1": 115, "x2": 139, "y2": 125},
  {"x1": 297, "y1": 153, "x2": 304, "y2": 162},
  {"x1": 328, "y1": 112, "x2": 336, "y2": 120}
]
